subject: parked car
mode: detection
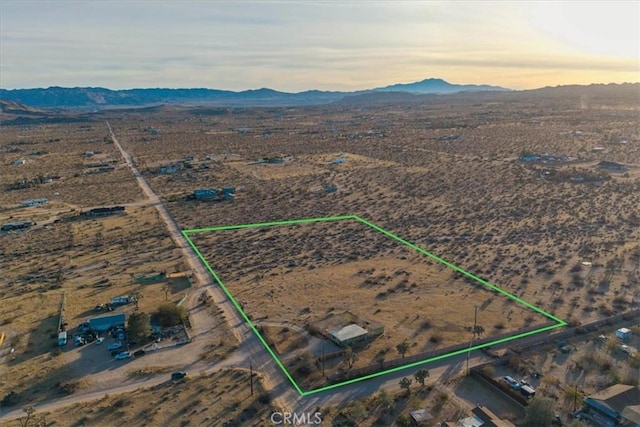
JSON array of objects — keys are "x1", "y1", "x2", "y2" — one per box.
[
  {"x1": 107, "y1": 341, "x2": 122, "y2": 351},
  {"x1": 171, "y1": 371, "x2": 188, "y2": 381},
  {"x1": 503, "y1": 376, "x2": 521, "y2": 390},
  {"x1": 95, "y1": 337, "x2": 104, "y2": 345},
  {"x1": 133, "y1": 349, "x2": 146, "y2": 357},
  {"x1": 114, "y1": 351, "x2": 131, "y2": 360},
  {"x1": 94, "y1": 304, "x2": 104, "y2": 312}
]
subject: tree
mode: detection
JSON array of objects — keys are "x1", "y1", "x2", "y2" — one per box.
[
  {"x1": 127, "y1": 312, "x2": 152, "y2": 341},
  {"x1": 399, "y1": 377, "x2": 412, "y2": 395},
  {"x1": 152, "y1": 303, "x2": 187, "y2": 327},
  {"x1": 344, "y1": 347, "x2": 359, "y2": 369},
  {"x1": 19, "y1": 406, "x2": 38, "y2": 427},
  {"x1": 161, "y1": 283, "x2": 171, "y2": 301},
  {"x1": 396, "y1": 340, "x2": 410, "y2": 358},
  {"x1": 473, "y1": 325, "x2": 485, "y2": 337},
  {"x1": 414, "y1": 369, "x2": 429, "y2": 387},
  {"x1": 524, "y1": 397, "x2": 554, "y2": 426},
  {"x1": 131, "y1": 291, "x2": 143, "y2": 310}
]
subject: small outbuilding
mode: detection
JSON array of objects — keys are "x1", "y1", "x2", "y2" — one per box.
[
  {"x1": 329, "y1": 324, "x2": 368, "y2": 347},
  {"x1": 409, "y1": 409, "x2": 432, "y2": 425},
  {"x1": 616, "y1": 328, "x2": 631, "y2": 341}
]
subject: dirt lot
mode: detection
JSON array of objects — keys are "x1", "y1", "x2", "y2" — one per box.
[
  {"x1": 9, "y1": 369, "x2": 275, "y2": 427},
  {"x1": 188, "y1": 218, "x2": 552, "y2": 389}
]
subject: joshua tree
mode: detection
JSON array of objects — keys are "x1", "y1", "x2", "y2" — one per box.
[
  {"x1": 162, "y1": 283, "x2": 171, "y2": 301},
  {"x1": 399, "y1": 377, "x2": 412, "y2": 395},
  {"x1": 396, "y1": 340, "x2": 410, "y2": 358},
  {"x1": 344, "y1": 347, "x2": 359, "y2": 369},
  {"x1": 414, "y1": 369, "x2": 429, "y2": 387}
]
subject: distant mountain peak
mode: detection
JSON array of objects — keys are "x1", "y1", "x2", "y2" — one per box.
[{"x1": 374, "y1": 78, "x2": 509, "y2": 94}]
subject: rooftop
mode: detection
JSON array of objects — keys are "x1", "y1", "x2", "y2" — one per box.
[{"x1": 329, "y1": 324, "x2": 368, "y2": 343}]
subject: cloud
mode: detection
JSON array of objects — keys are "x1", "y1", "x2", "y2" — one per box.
[{"x1": 1, "y1": 1, "x2": 638, "y2": 90}]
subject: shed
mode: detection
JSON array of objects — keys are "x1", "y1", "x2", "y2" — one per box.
[
  {"x1": 89, "y1": 313, "x2": 126, "y2": 332},
  {"x1": 329, "y1": 324, "x2": 368, "y2": 347},
  {"x1": 616, "y1": 328, "x2": 631, "y2": 341},
  {"x1": 409, "y1": 409, "x2": 432, "y2": 425}
]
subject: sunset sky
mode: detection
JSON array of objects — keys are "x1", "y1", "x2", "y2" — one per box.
[{"x1": 1, "y1": 0, "x2": 638, "y2": 91}]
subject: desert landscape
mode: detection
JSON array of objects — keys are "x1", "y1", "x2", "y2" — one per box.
[{"x1": 1, "y1": 84, "x2": 639, "y2": 426}]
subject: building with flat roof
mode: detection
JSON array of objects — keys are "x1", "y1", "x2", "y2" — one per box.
[
  {"x1": 89, "y1": 313, "x2": 126, "y2": 332},
  {"x1": 329, "y1": 324, "x2": 368, "y2": 347},
  {"x1": 581, "y1": 384, "x2": 640, "y2": 426},
  {"x1": 21, "y1": 198, "x2": 48, "y2": 207}
]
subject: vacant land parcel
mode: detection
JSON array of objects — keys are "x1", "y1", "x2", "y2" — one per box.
[{"x1": 185, "y1": 215, "x2": 564, "y2": 393}]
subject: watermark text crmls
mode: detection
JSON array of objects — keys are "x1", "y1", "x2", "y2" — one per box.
[{"x1": 270, "y1": 411, "x2": 322, "y2": 425}]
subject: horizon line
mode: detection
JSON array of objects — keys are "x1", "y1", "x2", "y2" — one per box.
[{"x1": 2, "y1": 80, "x2": 639, "y2": 94}]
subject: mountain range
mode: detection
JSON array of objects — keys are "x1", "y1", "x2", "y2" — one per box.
[{"x1": 0, "y1": 78, "x2": 509, "y2": 109}]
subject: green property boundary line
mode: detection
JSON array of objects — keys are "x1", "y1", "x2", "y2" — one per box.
[{"x1": 182, "y1": 215, "x2": 567, "y2": 397}]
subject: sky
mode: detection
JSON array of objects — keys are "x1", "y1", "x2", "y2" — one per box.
[{"x1": 1, "y1": 0, "x2": 639, "y2": 91}]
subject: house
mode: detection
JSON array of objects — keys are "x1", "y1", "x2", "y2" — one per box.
[
  {"x1": 20, "y1": 198, "x2": 48, "y2": 208},
  {"x1": 89, "y1": 313, "x2": 126, "y2": 332},
  {"x1": 329, "y1": 324, "x2": 369, "y2": 347},
  {"x1": 83, "y1": 206, "x2": 125, "y2": 217},
  {"x1": 194, "y1": 189, "x2": 218, "y2": 201},
  {"x1": 159, "y1": 165, "x2": 180, "y2": 174},
  {"x1": 598, "y1": 161, "x2": 628, "y2": 173},
  {"x1": 1, "y1": 221, "x2": 34, "y2": 232},
  {"x1": 581, "y1": 384, "x2": 640, "y2": 426}
]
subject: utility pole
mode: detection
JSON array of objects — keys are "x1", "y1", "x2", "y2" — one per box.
[
  {"x1": 322, "y1": 342, "x2": 325, "y2": 377},
  {"x1": 573, "y1": 383, "x2": 578, "y2": 413},
  {"x1": 250, "y1": 360, "x2": 253, "y2": 396},
  {"x1": 466, "y1": 306, "x2": 478, "y2": 376}
]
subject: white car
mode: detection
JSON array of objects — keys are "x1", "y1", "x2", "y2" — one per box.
[
  {"x1": 114, "y1": 351, "x2": 131, "y2": 360},
  {"x1": 95, "y1": 337, "x2": 104, "y2": 345},
  {"x1": 107, "y1": 341, "x2": 122, "y2": 351}
]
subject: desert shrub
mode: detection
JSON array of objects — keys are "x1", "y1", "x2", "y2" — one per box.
[
  {"x1": 151, "y1": 303, "x2": 187, "y2": 327},
  {"x1": 58, "y1": 381, "x2": 80, "y2": 394}
]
